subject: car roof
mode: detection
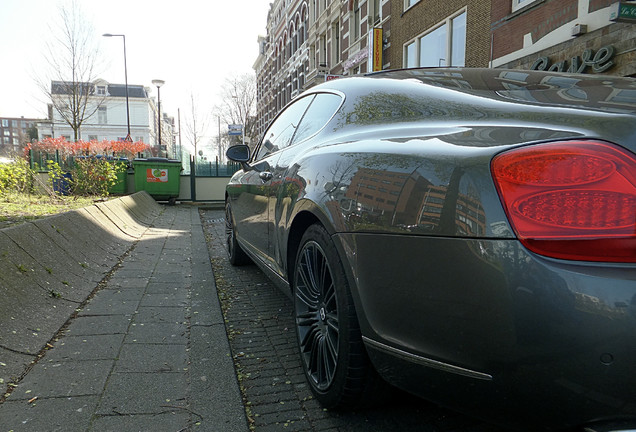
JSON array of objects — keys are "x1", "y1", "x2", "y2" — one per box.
[{"x1": 311, "y1": 68, "x2": 636, "y2": 115}]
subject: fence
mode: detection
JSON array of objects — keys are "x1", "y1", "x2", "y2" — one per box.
[{"x1": 29, "y1": 151, "x2": 242, "y2": 178}]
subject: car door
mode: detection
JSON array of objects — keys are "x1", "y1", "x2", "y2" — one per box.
[
  {"x1": 232, "y1": 95, "x2": 315, "y2": 269},
  {"x1": 268, "y1": 92, "x2": 345, "y2": 278}
]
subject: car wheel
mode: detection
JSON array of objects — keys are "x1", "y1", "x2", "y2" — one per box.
[
  {"x1": 225, "y1": 202, "x2": 251, "y2": 266},
  {"x1": 293, "y1": 223, "x2": 377, "y2": 408}
]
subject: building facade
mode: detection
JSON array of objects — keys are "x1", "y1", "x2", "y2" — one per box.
[
  {"x1": 254, "y1": 0, "x2": 636, "y2": 139},
  {"x1": 254, "y1": 0, "x2": 390, "y2": 138},
  {"x1": 491, "y1": 0, "x2": 636, "y2": 77},
  {"x1": 0, "y1": 117, "x2": 42, "y2": 157},
  {"x1": 390, "y1": 0, "x2": 491, "y2": 69},
  {"x1": 39, "y1": 79, "x2": 176, "y2": 157}
]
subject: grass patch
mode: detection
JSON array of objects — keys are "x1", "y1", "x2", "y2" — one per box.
[{"x1": 0, "y1": 192, "x2": 98, "y2": 229}]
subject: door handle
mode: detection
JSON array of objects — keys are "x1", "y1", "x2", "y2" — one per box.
[{"x1": 259, "y1": 171, "x2": 273, "y2": 182}]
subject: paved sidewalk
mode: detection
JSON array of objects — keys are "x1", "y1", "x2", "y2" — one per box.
[{"x1": 0, "y1": 205, "x2": 247, "y2": 432}]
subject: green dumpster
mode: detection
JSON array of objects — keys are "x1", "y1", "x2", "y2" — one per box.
[
  {"x1": 133, "y1": 157, "x2": 182, "y2": 204},
  {"x1": 109, "y1": 158, "x2": 129, "y2": 195}
]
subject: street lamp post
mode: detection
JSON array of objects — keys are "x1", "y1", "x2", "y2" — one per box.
[
  {"x1": 152, "y1": 79, "x2": 165, "y2": 156},
  {"x1": 102, "y1": 33, "x2": 131, "y2": 141}
]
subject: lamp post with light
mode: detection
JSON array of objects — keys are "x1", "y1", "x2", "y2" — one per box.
[
  {"x1": 152, "y1": 79, "x2": 165, "y2": 156},
  {"x1": 102, "y1": 33, "x2": 131, "y2": 141}
]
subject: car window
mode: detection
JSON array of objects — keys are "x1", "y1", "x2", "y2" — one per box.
[
  {"x1": 255, "y1": 95, "x2": 315, "y2": 160},
  {"x1": 291, "y1": 93, "x2": 342, "y2": 145}
]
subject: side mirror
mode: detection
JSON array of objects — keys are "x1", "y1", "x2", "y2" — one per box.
[{"x1": 226, "y1": 144, "x2": 251, "y2": 163}]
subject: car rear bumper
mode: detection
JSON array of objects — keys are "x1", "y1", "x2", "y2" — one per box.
[{"x1": 334, "y1": 232, "x2": 636, "y2": 430}]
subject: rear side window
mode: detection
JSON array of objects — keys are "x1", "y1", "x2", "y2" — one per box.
[
  {"x1": 255, "y1": 95, "x2": 315, "y2": 160},
  {"x1": 292, "y1": 93, "x2": 343, "y2": 144}
]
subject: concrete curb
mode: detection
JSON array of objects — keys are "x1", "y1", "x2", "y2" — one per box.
[{"x1": 0, "y1": 191, "x2": 162, "y2": 389}]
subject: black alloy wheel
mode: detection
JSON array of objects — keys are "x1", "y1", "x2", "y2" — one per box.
[
  {"x1": 225, "y1": 202, "x2": 250, "y2": 266},
  {"x1": 293, "y1": 224, "x2": 376, "y2": 408}
]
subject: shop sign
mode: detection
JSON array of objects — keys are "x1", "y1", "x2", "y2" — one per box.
[
  {"x1": 610, "y1": 2, "x2": 636, "y2": 23},
  {"x1": 530, "y1": 46, "x2": 615, "y2": 74},
  {"x1": 367, "y1": 28, "x2": 383, "y2": 72},
  {"x1": 343, "y1": 49, "x2": 368, "y2": 71}
]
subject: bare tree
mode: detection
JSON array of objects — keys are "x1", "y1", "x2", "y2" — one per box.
[
  {"x1": 213, "y1": 73, "x2": 258, "y2": 158},
  {"x1": 36, "y1": 1, "x2": 104, "y2": 141},
  {"x1": 184, "y1": 92, "x2": 209, "y2": 162}
]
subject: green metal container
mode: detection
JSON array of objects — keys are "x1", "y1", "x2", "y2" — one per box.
[
  {"x1": 133, "y1": 158, "x2": 182, "y2": 204},
  {"x1": 109, "y1": 160, "x2": 129, "y2": 195}
]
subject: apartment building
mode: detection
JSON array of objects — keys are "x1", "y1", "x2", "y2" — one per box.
[
  {"x1": 254, "y1": 0, "x2": 635, "y2": 137},
  {"x1": 254, "y1": 0, "x2": 389, "y2": 137},
  {"x1": 0, "y1": 117, "x2": 42, "y2": 157}
]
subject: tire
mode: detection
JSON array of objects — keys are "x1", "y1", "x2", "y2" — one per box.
[
  {"x1": 293, "y1": 223, "x2": 378, "y2": 409},
  {"x1": 225, "y1": 202, "x2": 251, "y2": 266}
]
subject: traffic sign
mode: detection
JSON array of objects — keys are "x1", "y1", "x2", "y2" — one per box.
[{"x1": 228, "y1": 124, "x2": 243, "y2": 136}]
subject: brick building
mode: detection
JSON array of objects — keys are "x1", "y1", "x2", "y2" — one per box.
[
  {"x1": 254, "y1": 0, "x2": 388, "y2": 138},
  {"x1": 491, "y1": 0, "x2": 636, "y2": 77},
  {"x1": 389, "y1": 0, "x2": 491, "y2": 69},
  {"x1": 0, "y1": 117, "x2": 42, "y2": 157},
  {"x1": 254, "y1": 0, "x2": 635, "y2": 137}
]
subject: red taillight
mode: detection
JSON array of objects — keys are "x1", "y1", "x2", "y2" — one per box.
[{"x1": 491, "y1": 141, "x2": 636, "y2": 262}]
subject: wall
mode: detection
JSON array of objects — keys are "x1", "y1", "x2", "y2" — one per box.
[{"x1": 37, "y1": 172, "x2": 231, "y2": 202}]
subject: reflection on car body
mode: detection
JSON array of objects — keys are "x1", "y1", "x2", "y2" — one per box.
[{"x1": 225, "y1": 68, "x2": 636, "y2": 432}]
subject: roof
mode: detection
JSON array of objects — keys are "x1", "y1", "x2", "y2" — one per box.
[
  {"x1": 51, "y1": 80, "x2": 148, "y2": 98},
  {"x1": 107, "y1": 84, "x2": 147, "y2": 98},
  {"x1": 315, "y1": 68, "x2": 636, "y2": 115}
]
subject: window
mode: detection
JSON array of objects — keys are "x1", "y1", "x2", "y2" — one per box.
[
  {"x1": 98, "y1": 106, "x2": 107, "y2": 124},
  {"x1": 320, "y1": 33, "x2": 327, "y2": 67},
  {"x1": 419, "y1": 25, "x2": 446, "y2": 67},
  {"x1": 512, "y1": 0, "x2": 539, "y2": 12},
  {"x1": 404, "y1": 0, "x2": 420, "y2": 11},
  {"x1": 373, "y1": 0, "x2": 381, "y2": 23},
  {"x1": 352, "y1": 1, "x2": 361, "y2": 41},
  {"x1": 331, "y1": 21, "x2": 340, "y2": 65},
  {"x1": 450, "y1": 13, "x2": 466, "y2": 66},
  {"x1": 256, "y1": 95, "x2": 315, "y2": 160},
  {"x1": 292, "y1": 93, "x2": 342, "y2": 143},
  {"x1": 88, "y1": 135, "x2": 98, "y2": 141},
  {"x1": 405, "y1": 41, "x2": 417, "y2": 67},
  {"x1": 403, "y1": 10, "x2": 466, "y2": 68},
  {"x1": 96, "y1": 85, "x2": 106, "y2": 95}
]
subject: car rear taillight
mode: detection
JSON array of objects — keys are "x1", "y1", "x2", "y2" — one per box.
[{"x1": 491, "y1": 140, "x2": 636, "y2": 262}]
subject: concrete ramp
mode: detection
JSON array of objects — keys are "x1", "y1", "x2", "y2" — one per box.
[{"x1": 0, "y1": 191, "x2": 162, "y2": 387}]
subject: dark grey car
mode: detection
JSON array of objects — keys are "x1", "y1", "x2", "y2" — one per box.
[{"x1": 225, "y1": 68, "x2": 636, "y2": 432}]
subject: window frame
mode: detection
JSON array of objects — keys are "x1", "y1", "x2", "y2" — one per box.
[
  {"x1": 290, "y1": 92, "x2": 343, "y2": 145},
  {"x1": 511, "y1": 0, "x2": 539, "y2": 12},
  {"x1": 352, "y1": 0, "x2": 361, "y2": 42},
  {"x1": 98, "y1": 106, "x2": 107, "y2": 124},
  {"x1": 331, "y1": 20, "x2": 341, "y2": 65},
  {"x1": 404, "y1": 0, "x2": 420, "y2": 12},
  {"x1": 253, "y1": 92, "x2": 343, "y2": 161}
]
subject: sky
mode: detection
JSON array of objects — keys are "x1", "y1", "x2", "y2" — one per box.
[{"x1": 0, "y1": 0, "x2": 270, "y2": 144}]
